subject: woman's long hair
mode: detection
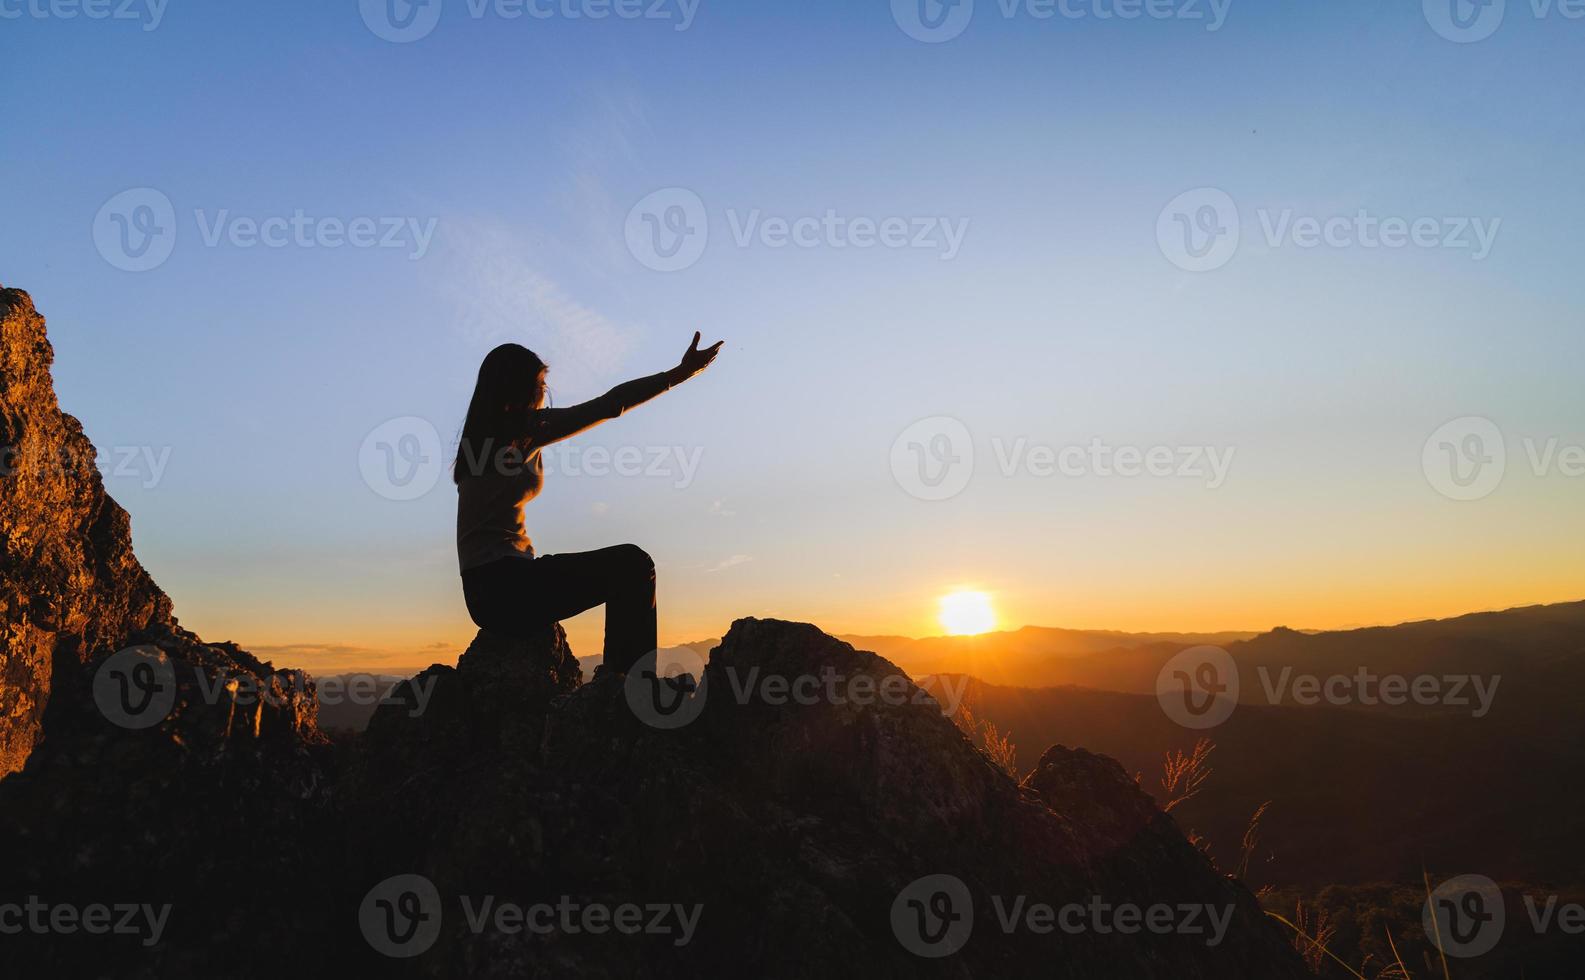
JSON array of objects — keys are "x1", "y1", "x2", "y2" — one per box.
[{"x1": 454, "y1": 343, "x2": 548, "y2": 483}]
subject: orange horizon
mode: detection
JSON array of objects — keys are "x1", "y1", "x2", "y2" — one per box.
[{"x1": 235, "y1": 591, "x2": 1585, "y2": 677}]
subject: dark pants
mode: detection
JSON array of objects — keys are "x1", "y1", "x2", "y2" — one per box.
[{"x1": 461, "y1": 544, "x2": 657, "y2": 674}]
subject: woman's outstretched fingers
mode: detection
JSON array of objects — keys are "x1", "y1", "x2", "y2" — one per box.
[{"x1": 678, "y1": 332, "x2": 724, "y2": 378}]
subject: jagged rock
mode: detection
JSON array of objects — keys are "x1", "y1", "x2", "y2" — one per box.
[
  {"x1": 1022, "y1": 744, "x2": 1161, "y2": 855},
  {"x1": 1, "y1": 285, "x2": 173, "y2": 775},
  {"x1": 0, "y1": 287, "x2": 332, "y2": 976},
  {"x1": 341, "y1": 618, "x2": 1311, "y2": 978}
]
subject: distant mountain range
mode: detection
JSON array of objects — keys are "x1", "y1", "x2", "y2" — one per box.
[{"x1": 920, "y1": 600, "x2": 1585, "y2": 889}]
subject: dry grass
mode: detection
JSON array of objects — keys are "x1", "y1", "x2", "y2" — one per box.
[
  {"x1": 949, "y1": 686, "x2": 1018, "y2": 778},
  {"x1": 1236, "y1": 800, "x2": 1272, "y2": 881},
  {"x1": 1160, "y1": 737, "x2": 1215, "y2": 812}
]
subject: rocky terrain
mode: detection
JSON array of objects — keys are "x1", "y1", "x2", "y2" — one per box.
[
  {"x1": 0, "y1": 285, "x2": 1310, "y2": 978},
  {"x1": 0, "y1": 286, "x2": 172, "y2": 776}
]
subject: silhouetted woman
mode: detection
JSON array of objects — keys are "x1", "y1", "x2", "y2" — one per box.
[{"x1": 455, "y1": 333, "x2": 723, "y2": 674}]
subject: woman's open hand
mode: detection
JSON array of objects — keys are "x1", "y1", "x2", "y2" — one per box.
[{"x1": 673, "y1": 332, "x2": 724, "y2": 384}]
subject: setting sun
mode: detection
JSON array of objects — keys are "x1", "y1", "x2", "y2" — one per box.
[{"x1": 938, "y1": 590, "x2": 998, "y2": 636}]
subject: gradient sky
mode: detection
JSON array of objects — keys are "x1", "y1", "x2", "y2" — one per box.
[{"x1": 3, "y1": 1, "x2": 1582, "y2": 671}]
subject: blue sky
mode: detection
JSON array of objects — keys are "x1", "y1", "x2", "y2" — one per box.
[{"x1": 2, "y1": 0, "x2": 1582, "y2": 669}]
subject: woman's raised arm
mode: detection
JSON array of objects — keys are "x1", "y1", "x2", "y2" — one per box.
[{"x1": 530, "y1": 332, "x2": 723, "y2": 448}]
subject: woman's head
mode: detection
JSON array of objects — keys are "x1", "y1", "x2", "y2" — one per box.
[{"x1": 454, "y1": 343, "x2": 548, "y2": 482}]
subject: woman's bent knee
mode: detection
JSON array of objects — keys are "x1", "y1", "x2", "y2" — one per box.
[{"x1": 614, "y1": 543, "x2": 655, "y2": 577}]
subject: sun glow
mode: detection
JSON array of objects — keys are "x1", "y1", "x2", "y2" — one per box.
[{"x1": 937, "y1": 590, "x2": 997, "y2": 636}]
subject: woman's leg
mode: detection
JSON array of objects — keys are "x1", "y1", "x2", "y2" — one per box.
[{"x1": 517, "y1": 544, "x2": 658, "y2": 674}]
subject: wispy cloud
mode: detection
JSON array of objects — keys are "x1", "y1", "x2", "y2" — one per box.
[
  {"x1": 707, "y1": 554, "x2": 752, "y2": 573},
  {"x1": 438, "y1": 217, "x2": 635, "y2": 390}
]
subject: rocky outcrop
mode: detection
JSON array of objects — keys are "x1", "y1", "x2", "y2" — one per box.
[
  {"x1": 338, "y1": 619, "x2": 1310, "y2": 978},
  {"x1": 0, "y1": 285, "x2": 1309, "y2": 978},
  {"x1": 0, "y1": 287, "x2": 332, "y2": 975},
  {"x1": 0, "y1": 285, "x2": 172, "y2": 775}
]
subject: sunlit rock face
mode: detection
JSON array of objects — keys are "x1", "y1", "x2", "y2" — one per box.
[
  {"x1": 0, "y1": 285, "x2": 172, "y2": 776},
  {"x1": 0, "y1": 287, "x2": 331, "y2": 977}
]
